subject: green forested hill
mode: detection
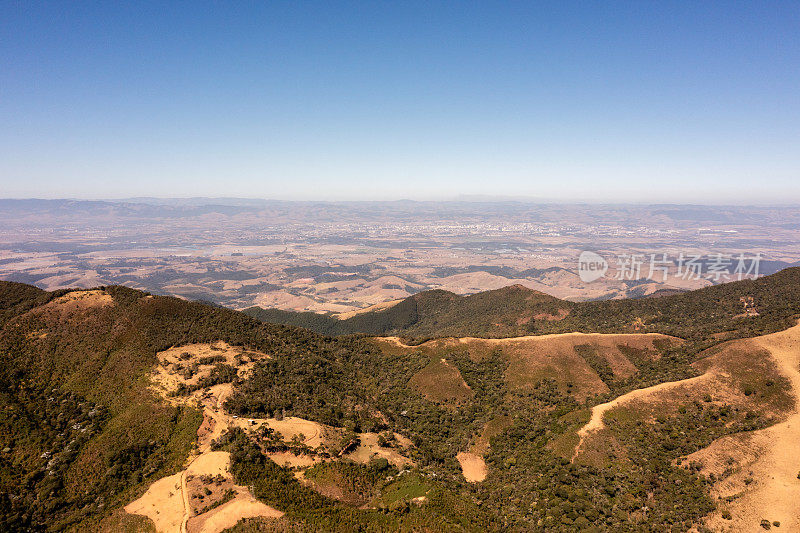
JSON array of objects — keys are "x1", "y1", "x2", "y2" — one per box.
[
  {"x1": 246, "y1": 267, "x2": 800, "y2": 342},
  {"x1": 245, "y1": 284, "x2": 572, "y2": 338},
  {"x1": 3, "y1": 272, "x2": 800, "y2": 532},
  {"x1": 0, "y1": 284, "x2": 375, "y2": 531}
]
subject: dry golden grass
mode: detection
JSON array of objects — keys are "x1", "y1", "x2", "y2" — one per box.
[
  {"x1": 150, "y1": 342, "x2": 267, "y2": 397},
  {"x1": 690, "y1": 324, "x2": 800, "y2": 532},
  {"x1": 471, "y1": 415, "x2": 512, "y2": 457},
  {"x1": 332, "y1": 298, "x2": 403, "y2": 319},
  {"x1": 565, "y1": 324, "x2": 800, "y2": 531},
  {"x1": 345, "y1": 432, "x2": 415, "y2": 469},
  {"x1": 31, "y1": 289, "x2": 115, "y2": 321},
  {"x1": 124, "y1": 472, "x2": 185, "y2": 533},
  {"x1": 572, "y1": 373, "x2": 714, "y2": 462},
  {"x1": 187, "y1": 493, "x2": 282, "y2": 533},
  {"x1": 46, "y1": 289, "x2": 114, "y2": 310},
  {"x1": 461, "y1": 332, "x2": 678, "y2": 401}
]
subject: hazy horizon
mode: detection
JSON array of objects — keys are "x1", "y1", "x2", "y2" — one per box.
[
  {"x1": 2, "y1": 2, "x2": 799, "y2": 203},
  {"x1": 4, "y1": 196, "x2": 800, "y2": 208}
]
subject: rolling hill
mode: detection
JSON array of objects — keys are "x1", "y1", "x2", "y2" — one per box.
[
  {"x1": 2, "y1": 270, "x2": 800, "y2": 531},
  {"x1": 246, "y1": 267, "x2": 800, "y2": 342},
  {"x1": 245, "y1": 284, "x2": 573, "y2": 338}
]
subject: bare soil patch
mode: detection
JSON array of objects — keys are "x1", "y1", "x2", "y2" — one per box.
[
  {"x1": 124, "y1": 473, "x2": 184, "y2": 533},
  {"x1": 264, "y1": 416, "x2": 325, "y2": 449},
  {"x1": 187, "y1": 492, "x2": 282, "y2": 533},
  {"x1": 456, "y1": 452, "x2": 487, "y2": 482},
  {"x1": 150, "y1": 342, "x2": 266, "y2": 396}
]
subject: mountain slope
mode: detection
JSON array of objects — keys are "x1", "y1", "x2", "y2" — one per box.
[
  {"x1": 0, "y1": 284, "x2": 379, "y2": 531},
  {"x1": 246, "y1": 267, "x2": 800, "y2": 342},
  {"x1": 3, "y1": 277, "x2": 800, "y2": 532},
  {"x1": 245, "y1": 284, "x2": 572, "y2": 338}
]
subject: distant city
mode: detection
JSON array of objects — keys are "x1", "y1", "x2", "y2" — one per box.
[{"x1": 2, "y1": 198, "x2": 798, "y2": 312}]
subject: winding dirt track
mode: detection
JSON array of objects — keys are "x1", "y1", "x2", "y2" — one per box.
[
  {"x1": 382, "y1": 331, "x2": 675, "y2": 349},
  {"x1": 572, "y1": 373, "x2": 713, "y2": 460},
  {"x1": 125, "y1": 346, "x2": 286, "y2": 533},
  {"x1": 694, "y1": 324, "x2": 800, "y2": 531},
  {"x1": 179, "y1": 386, "x2": 233, "y2": 533},
  {"x1": 568, "y1": 323, "x2": 800, "y2": 531},
  {"x1": 179, "y1": 469, "x2": 190, "y2": 533}
]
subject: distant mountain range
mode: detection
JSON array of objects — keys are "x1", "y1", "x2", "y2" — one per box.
[{"x1": 4, "y1": 198, "x2": 800, "y2": 225}]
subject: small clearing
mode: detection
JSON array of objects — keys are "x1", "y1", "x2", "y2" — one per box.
[
  {"x1": 345, "y1": 432, "x2": 415, "y2": 469},
  {"x1": 41, "y1": 289, "x2": 114, "y2": 313},
  {"x1": 408, "y1": 357, "x2": 473, "y2": 404},
  {"x1": 187, "y1": 492, "x2": 282, "y2": 533},
  {"x1": 455, "y1": 416, "x2": 511, "y2": 483},
  {"x1": 456, "y1": 452, "x2": 487, "y2": 483},
  {"x1": 124, "y1": 473, "x2": 185, "y2": 533}
]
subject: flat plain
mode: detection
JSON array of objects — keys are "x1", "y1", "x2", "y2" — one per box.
[{"x1": 2, "y1": 199, "x2": 798, "y2": 313}]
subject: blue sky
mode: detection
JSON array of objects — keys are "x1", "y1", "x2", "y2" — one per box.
[{"x1": 1, "y1": 2, "x2": 798, "y2": 202}]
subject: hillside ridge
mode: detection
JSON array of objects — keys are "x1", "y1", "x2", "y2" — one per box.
[{"x1": 246, "y1": 267, "x2": 800, "y2": 341}]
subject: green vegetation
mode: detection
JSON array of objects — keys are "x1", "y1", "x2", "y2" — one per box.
[
  {"x1": 574, "y1": 343, "x2": 617, "y2": 388},
  {"x1": 3, "y1": 269, "x2": 800, "y2": 531},
  {"x1": 247, "y1": 267, "x2": 800, "y2": 342},
  {"x1": 226, "y1": 334, "x2": 508, "y2": 472},
  {"x1": 245, "y1": 284, "x2": 569, "y2": 338},
  {"x1": 374, "y1": 472, "x2": 431, "y2": 506},
  {"x1": 408, "y1": 358, "x2": 474, "y2": 404},
  {"x1": 304, "y1": 459, "x2": 392, "y2": 506},
  {"x1": 482, "y1": 384, "x2": 718, "y2": 531},
  {"x1": 0, "y1": 283, "x2": 377, "y2": 530},
  {"x1": 215, "y1": 428, "x2": 496, "y2": 532}
]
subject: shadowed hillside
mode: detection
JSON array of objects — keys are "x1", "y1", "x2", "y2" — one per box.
[
  {"x1": 246, "y1": 284, "x2": 572, "y2": 338},
  {"x1": 246, "y1": 268, "x2": 800, "y2": 343}
]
